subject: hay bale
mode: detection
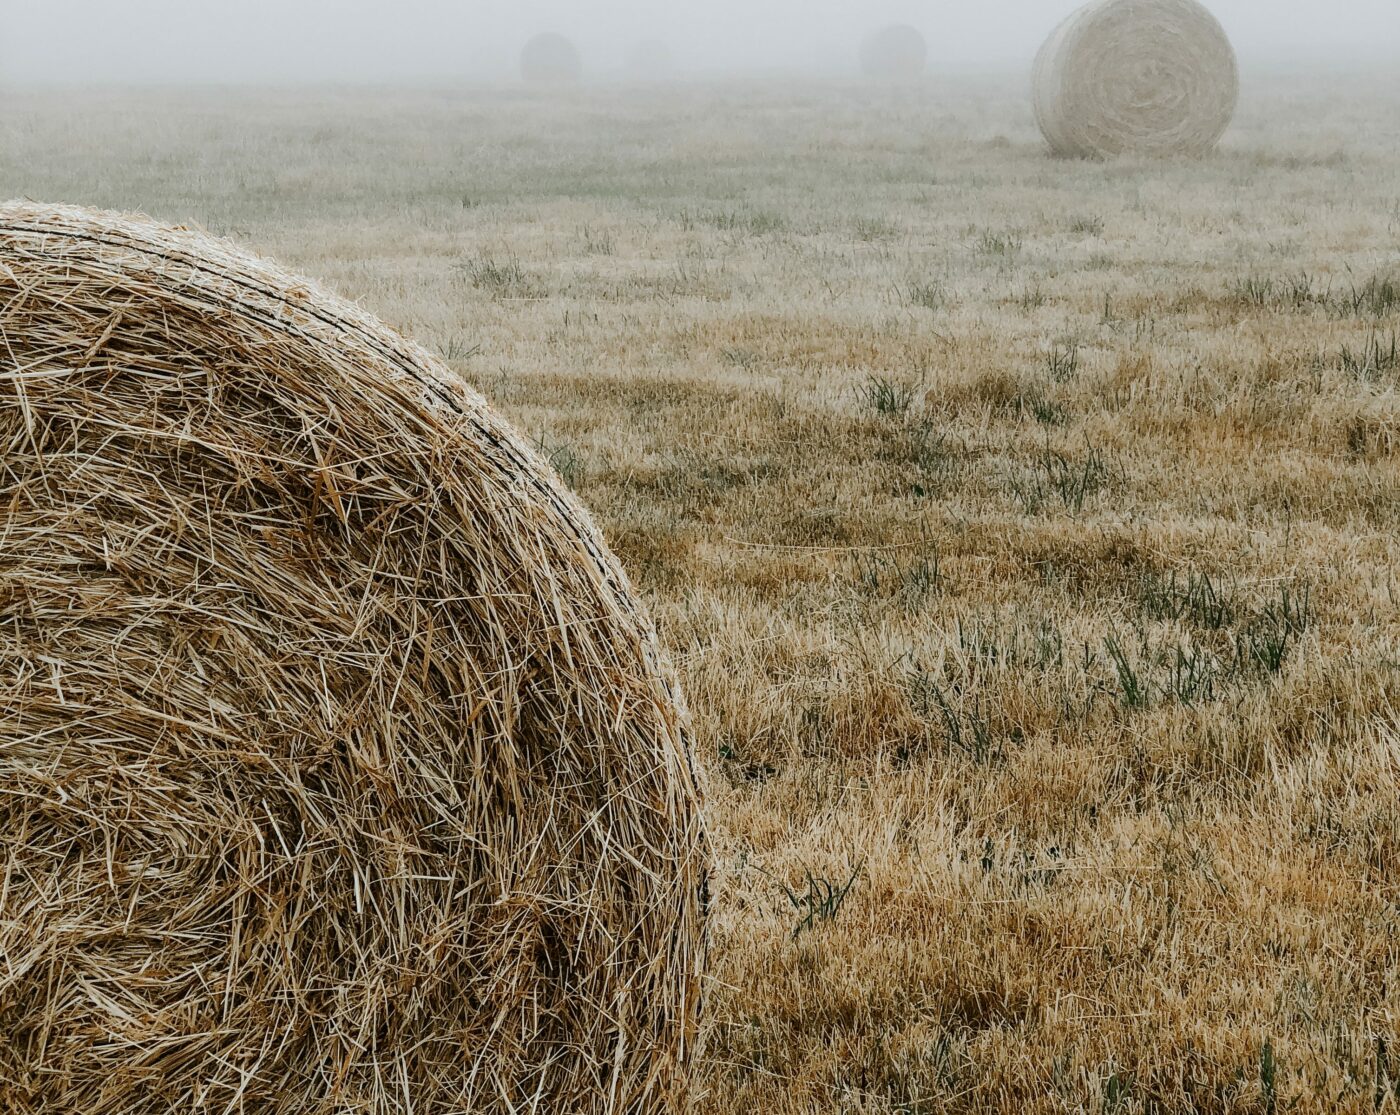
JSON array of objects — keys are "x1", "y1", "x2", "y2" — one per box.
[
  {"x1": 1032, "y1": 0, "x2": 1238, "y2": 158},
  {"x1": 520, "y1": 32, "x2": 583, "y2": 86},
  {"x1": 860, "y1": 24, "x2": 928, "y2": 80},
  {"x1": 0, "y1": 201, "x2": 708, "y2": 1114}
]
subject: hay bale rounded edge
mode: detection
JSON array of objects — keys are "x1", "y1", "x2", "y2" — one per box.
[
  {"x1": 860, "y1": 24, "x2": 928, "y2": 80},
  {"x1": 521, "y1": 32, "x2": 583, "y2": 86},
  {"x1": 1032, "y1": 0, "x2": 1238, "y2": 158},
  {"x1": 0, "y1": 201, "x2": 708, "y2": 1114}
]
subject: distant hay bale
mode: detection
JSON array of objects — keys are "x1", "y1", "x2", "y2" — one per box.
[
  {"x1": 0, "y1": 201, "x2": 707, "y2": 1114},
  {"x1": 521, "y1": 32, "x2": 583, "y2": 86},
  {"x1": 1032, "y1": 0, "x2": 1238, "y2": 158},
  {"x1": 860, "y1": 24, "x2": 928, "y2": 80}
]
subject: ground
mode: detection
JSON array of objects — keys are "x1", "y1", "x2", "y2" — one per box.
[{"x1": 3, "y1": 71, "x2": 1397, "y2": 1113}]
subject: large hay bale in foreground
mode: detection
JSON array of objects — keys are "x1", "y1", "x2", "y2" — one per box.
[
  {"x1": 521, "y1": 32, "x2": 583, "y2": 85},
  {"x1": 0, "y1": 202, "x2": 707, "y2": 1114},
  {"x1": 1032, "y1": 0, "x2": 1238, "y2": 158},
  {"x1": 860, "y1": 24, "x2": 928, "y2": 80}
]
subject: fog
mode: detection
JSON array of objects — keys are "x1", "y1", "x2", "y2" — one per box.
[{"x1": 0, "y1": 0, "x2": 1395, "y2": 84}]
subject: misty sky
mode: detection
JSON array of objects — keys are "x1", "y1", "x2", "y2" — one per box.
[{"x1": 1, "y1": 0, "x2": 1396, "y2": 84}]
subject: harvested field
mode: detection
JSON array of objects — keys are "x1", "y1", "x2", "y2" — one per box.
[{"x1": 1, "y1": 72, "x2": 1398, "y2": 1113}]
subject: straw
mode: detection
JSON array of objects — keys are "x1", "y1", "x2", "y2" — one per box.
[
  {"x1": 0, "y1": 201, "x2": 708, "y2": 1114},
  {"x1": 1033, "y1": 0, "x2": 1238, "y2": 158}
]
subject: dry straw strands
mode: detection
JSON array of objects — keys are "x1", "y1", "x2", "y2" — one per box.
[
  {"x1": 0, "y1": 202, "x2": 707, "y2": 1114},
  {"x1": 521, "y1": 32, "x2": 584, "y2": 86},
  {"x1": 860, "y1": 24, "x2": 929, "y2": 80},
  {"x1": 1032, "y1": 0, "x2": 1239, "y2": 158}
]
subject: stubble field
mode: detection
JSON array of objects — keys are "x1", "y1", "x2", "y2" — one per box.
[{"x1": 3, "y1": 71, "x2": 1398, "y2": 1112}]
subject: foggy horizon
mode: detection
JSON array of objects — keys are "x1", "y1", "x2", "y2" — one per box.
[{"x1": 1, "y1": 0, "x2": 1396, "y2": 85}]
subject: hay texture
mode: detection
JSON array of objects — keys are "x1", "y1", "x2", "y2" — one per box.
[
  {"x1": 0, "y1": 202, "x2": 707, "y2": 1114},
  {"x1": 1032, "y1": 0, "x2": 1238, "y2": 158},
  {"x1": 521, "y1": 32, "x2": 583, "y2": 86},
  {"x1": 860, "y1": 24, "x2": 928, "y2": 80}
]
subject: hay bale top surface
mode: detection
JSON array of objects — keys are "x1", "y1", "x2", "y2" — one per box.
[
  {"x1": 0, "y1": 201, "x2": 706, "y2": 1114},
  {"x1": 521, "y1": 31, "x2": 583, "y2": 85},
  {"x1": 1032, "y1": 0, "x2": 1238, "y2": 158},
  {"x1": 860, "y1": 24, "x2": 929, "y2": 79}
]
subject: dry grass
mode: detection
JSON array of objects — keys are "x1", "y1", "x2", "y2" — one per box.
[{"x1": 1, "y1": 70, "x2": 1397, "y2": 1113}]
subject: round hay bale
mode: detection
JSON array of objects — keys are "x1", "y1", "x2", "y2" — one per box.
[
  {"x1": 520, "y1": 32, "x2": 583, "y2": 86},
  {"x1": 860, "y1": 24, "x2": 928, "y2": 80},
  {"x1": 1032, "y1": 0, "x2": 1238, "y2": 158},
  {"x1": 0, "y1": 201, "x2": 708, "y2": 1114}
]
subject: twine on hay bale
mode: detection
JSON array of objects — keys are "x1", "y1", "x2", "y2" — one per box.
[
  {"x1": 0, "y1": 201, "x2": 708, "y2": 1114},
  {"x1": 521, "y1": 32, "x2": 583, "y2": 86},
  {"x1": 1032, "y1": 0, "x2": 1238, "y2": 158},
  {"x1": 860, "y1": 24, "x2": 928, "y2": 80}
]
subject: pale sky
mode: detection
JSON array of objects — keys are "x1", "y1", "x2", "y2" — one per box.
[{"x1": 0, "y1": 0, "x2": 1396, "y2": 84}]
